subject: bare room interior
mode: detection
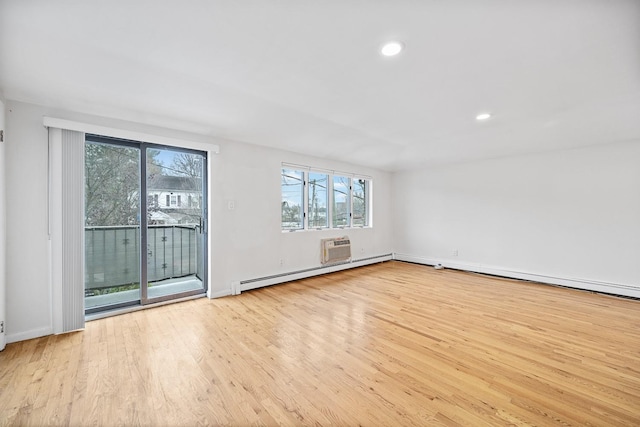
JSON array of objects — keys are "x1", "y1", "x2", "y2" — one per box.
[{"x1": 0, "y1": 1, "x2": 639, "y2": 425}]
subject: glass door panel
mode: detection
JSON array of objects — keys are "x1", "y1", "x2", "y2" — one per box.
[
  {"x1": 84, "y1": 140, "x2": 141, "y2": 311},
  {"x1": 144, "y1": 147, "x2": 206, "y2": 302}
]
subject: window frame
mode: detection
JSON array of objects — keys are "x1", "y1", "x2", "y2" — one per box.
[
  {"x1": 332, "y1": 174, "x2": 351, "y2": 229},
  {"x1": 352, "y1": 177, "x2": 370, "y2": 227},
  {"x1": 308, "y1": 171, "x2": 329, "y2": 229},
  {"x1": 281, "y1": 168, "x2": 306, "y2": 231}
]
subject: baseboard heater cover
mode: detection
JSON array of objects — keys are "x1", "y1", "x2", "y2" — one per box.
[
  {"x1": 393, "y1": 253, "x2": 640, "y2": 299},
  {"x1": 232, "y1": 254, "x2": 393, "y2": 294}
]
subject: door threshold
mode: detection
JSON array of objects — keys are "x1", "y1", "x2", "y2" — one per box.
[{"x1": 85, "y1": 293, "x2": 206, "y2": 322}]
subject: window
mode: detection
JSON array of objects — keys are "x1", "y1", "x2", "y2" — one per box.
[
  {"x1": 170, "y1": 195, "x2": 177, "y2": 206},
  {"x1": 281, "y1": 165, "x2": 372, "y2": 231},
  {"x1": 281, "y1": 169, "x2": 304, "y2": 230},
  {"x1": 308, "y1": 172, "x2": 328, "y2": 228},
  {"x1": 333, "y1": 175, "x2": 350, "y2": 228},
  {"x1": 352, "y1": 178, "x2": 369, "y2": 227}
]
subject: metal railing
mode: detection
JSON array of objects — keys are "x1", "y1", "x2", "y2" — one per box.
[{"x1": 85, "y1": 225, "x2": 202, "y2": 290}]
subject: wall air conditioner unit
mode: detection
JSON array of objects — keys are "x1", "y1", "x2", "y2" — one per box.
[{"x1": 321, "y1": 236, "x2": 351, "y2": 265}]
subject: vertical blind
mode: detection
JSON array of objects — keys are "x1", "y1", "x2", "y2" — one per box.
[{"x1": 49, "y1": 128, "x2": 85, "y2": 333}]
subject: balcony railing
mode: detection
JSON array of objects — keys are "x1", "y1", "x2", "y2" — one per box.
[{"x1": 85, "y1": 225, "x2": 202, "y2": 290}]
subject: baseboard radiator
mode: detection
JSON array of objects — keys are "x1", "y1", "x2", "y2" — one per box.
[
  {"x1": 232, "y1": 253, "x2": 393, "y2": 295},
  {"x1": 393, "y1": 253, "x2": 640, "y2": 299}
]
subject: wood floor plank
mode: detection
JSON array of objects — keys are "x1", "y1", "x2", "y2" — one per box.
[{"x1": 1, "y1": 261, "x2": 640, "y2": 426}]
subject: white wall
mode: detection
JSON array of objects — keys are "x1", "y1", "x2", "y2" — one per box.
[
  {"x1": 0, "y1": 98, "x2": 6, "y2": 350},
  {"x1": 392, "y1": 142, "x2": 640, "y2": 297},
  {"x1": 5, "y1": 102, "x2": 54, "y2": 341},
  {"x1": 4, "y1": 101, "x2": 393, "y2": 342},
  {"x1": 210, "y1": 137, "x2": 392, "y2": 297}
]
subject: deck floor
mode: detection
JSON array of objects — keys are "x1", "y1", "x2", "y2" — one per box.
[{"x1": 85, "y1": 275, "x2": 204, "y2": 309}]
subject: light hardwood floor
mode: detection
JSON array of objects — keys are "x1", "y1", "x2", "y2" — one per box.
[{"x1": 1, "y1": 261, "x2": 639, "y2": 426}]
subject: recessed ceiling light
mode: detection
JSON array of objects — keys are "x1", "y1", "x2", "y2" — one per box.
[
  {"x1": 381, "y1": 41, "x2": 403, "y2": 57},
  {"x1": 476, "y1": 113, "x2": 492, "y2": 121}
]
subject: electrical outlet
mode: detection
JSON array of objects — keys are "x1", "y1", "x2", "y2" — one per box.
[
  {"x1": 453, "y1": 249, "x2": 458, "y2": 256},
  {"x1": 279, "y1": 259, "x2": 284, "y2": 267},
  {"x1": 0, "y1": 321, "x2": 3, "y2": 333}
]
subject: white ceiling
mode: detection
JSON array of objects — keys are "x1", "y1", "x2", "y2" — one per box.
[{"x1": 1, "y1": 0, "x2": 639, "y2": 171}]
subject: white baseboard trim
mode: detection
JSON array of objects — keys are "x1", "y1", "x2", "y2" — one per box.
[
  {"x1": 208, "y1": 289, "x2": 233, "y2": 299},
  {"x1": 232, "y1": 254, "x2": 393, "y2": 295},
  {"x1": 393, "y1": 253, "x2": 640, "y2": 299},
  {"x1": 6, "y1": 326, "x2": 54, "y2": 344}
]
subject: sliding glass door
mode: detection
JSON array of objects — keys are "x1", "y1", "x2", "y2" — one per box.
[
  {"x1": 84, "y1": 135, "x2": 207, "y2": 313},
  {"x1": 143, "y1": 146, "x2": 206, "y2": 302}
]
